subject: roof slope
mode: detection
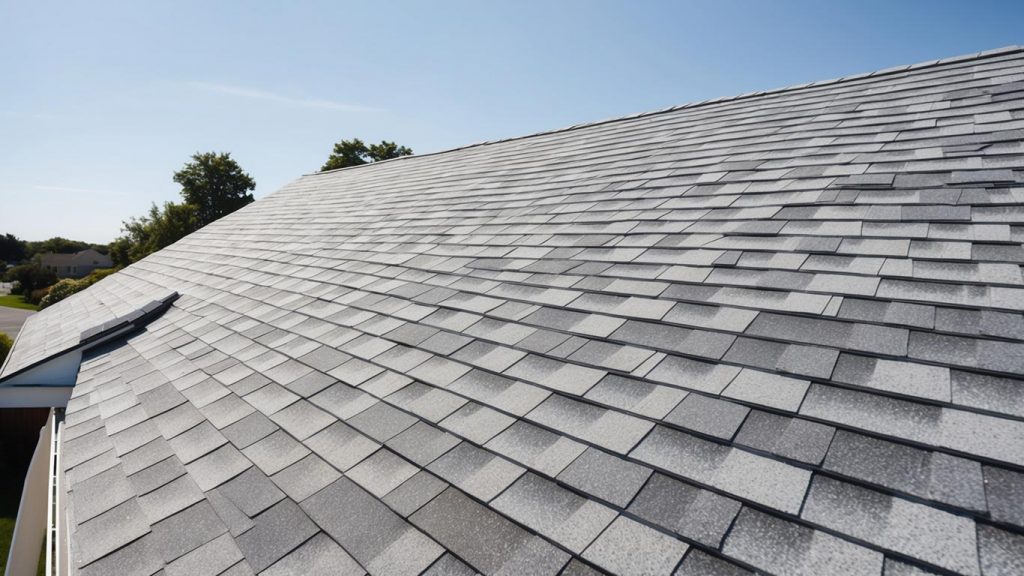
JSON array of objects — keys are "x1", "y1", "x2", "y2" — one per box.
[{"x1": 26, "y1": 46, "x2": 1024, "y2": 575}]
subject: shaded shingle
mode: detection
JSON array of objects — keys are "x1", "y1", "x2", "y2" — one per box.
[
  {"x1": 439, "y1": 402, "x2": 515, "y2": 444},
  {"x1": 270, "y1": 454, "x2": 341, "y2": 502},
  {"x1": 151, "y1": 500, "x2": 228, "y2": 563},
  {"x1": 306, "y1": 421, "x2": 380, "y2": 471},
  {"x1": 733, "y1": 410, "x2": 834, "y2": 465},
  {"x1": 823, "y1": 430, "x2": 986, "y2": 511},
  {"x1": 556, "y1": 447, "x2": 652, "y2": 507},
  {"x1": 630, "y1": 425, "x2": 810, "y2": 514},
  {"x1": 411, "y1": 487, "x2": 570, "y2": 575},
  {"x1": 427, "y1": 442, "x2": 524, "y2": 501},
  {"x1": 164, "y1": 533, "x2": 244, "y2": 576},
  {"x1": 346, "y1": 448, "x2": 418, "y2": 497},
  {"x1": 527, "y1": 394, "x2": 653, "y2": 454},
  {"x1": 664, "y1": 394, "x2": 749, "y2": 440},
  {"x1": 628, "y1": 472, "x2": 741, "y2": 547},
  {"x1": 72, "y1": 499, "x2": 151, "y2": 567},
  {"x1": 723, "y1": 507, "x2": 883, "y2": 576},
  {"x1": 486, "y1": 420, "x2": 586, "y2": 476},
  {"x1": 978, "y1": 525, "x2": 1024, "y2": 576},
  {"x1": 242, "y1": 430, "x2": 310, "y2": 475},
  {"x1": 984, "y1": 466, "x2": 1024, "y2": 527},
  {"x1": 582, "y1": 516, "x2": 688, "y2": 576},
  {"x1": 674, "y1": 550, "x2": 752, "y2": 576},
  {"x1": 721, "y1": 368, "x2": 809, "y2": 412},
  {"x1": 492, "y1": 473, "x2": 616, "y2": 553},
  {"x1": 801, "y1": 475, "x2": 980, "y2": 575},
  {"x1": 382, "y1": 471, "x2": 448, "y2": 517},
  {"x1": 236, "y1": 499, "x2": 318, "y2": 573},
  {"x1": 303, "y1": 478, "x2": 443, "y2": 576},
  {"x1": 217, "y1": 467, "x2": 286, "y2": 517}
]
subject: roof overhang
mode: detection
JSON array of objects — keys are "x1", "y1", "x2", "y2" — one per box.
[{"x1": 0, "y1": 292, "x2": 179, "y2": 408}]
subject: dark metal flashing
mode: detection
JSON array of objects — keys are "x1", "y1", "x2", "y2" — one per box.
[{"x1": 0, "y1": 292, "x2": 179, "y2": 388}]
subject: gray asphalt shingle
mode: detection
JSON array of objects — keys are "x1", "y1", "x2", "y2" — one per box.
[
  {"x1": 411, "y1": 487, "x2": 570, "y2": 575},
  {"x1": 492, "y1": 473, "x2": 617, "y2": 554},
  {"x1": 801, "y1": 475, "x2": 980, "y2": 575},
  {"x1": 723, "y1": 507, "x2": 883, "y2": 576},
  {"x1": 628, "y1": 472, "x2": 741, "y2": 547}
]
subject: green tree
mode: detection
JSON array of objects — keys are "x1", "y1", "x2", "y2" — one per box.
[
  {"x1": 0, "y1": 233, "x2": 27, "y2": 263},
  {"x1": 147, "y1": 202, "x2": 200, "y2": 253},
  {"x1": 114, "y1": 201, "x2": 200, "y2": 264},
  {"x1": 173, "y1": 152, "x2": 256, "y2": 227},
  {"x1": 3, "y1": 263, "x2": 57, "y2": 299},
  {"x1": 320, "y1": 138, "x2": 412, "y2": 171},
  {"x1": 108, "y1": 236, "x2": 132, "y2": 268},
  {"x1": 24, "y1": 237, "x2": 101, "y2": 258},
  {"x1": 0, "y1": 332, "x2": 12, "y2": 366},
  {"x1": 108, "y1": 151, "x2": 254, "y2": 267},
  {"x1": 368, "y1": 141, "x2": 413, "y2": 162}
]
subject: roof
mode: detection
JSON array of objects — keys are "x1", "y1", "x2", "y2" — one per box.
[
  {"x1": 15, "y1": 45, "x2": 1024, "y2": 575},
  {"x1": 39, "y1": 248, "x2": 113, "y2": 267}
]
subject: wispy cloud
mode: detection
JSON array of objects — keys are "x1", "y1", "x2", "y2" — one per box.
[
  {"x1": 1, "y1": 110, "x2": 64, "y2": 121},
  {"x1": 187, "y1": 81, "x2": 381, "y2": 112},
  {"x1": 34, "y1": 185, "x2": 112, "y2": 194}
]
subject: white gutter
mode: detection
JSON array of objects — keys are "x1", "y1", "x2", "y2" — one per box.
[{"x1": 48, "y1": 415, "x2": 66, "y2": 576}]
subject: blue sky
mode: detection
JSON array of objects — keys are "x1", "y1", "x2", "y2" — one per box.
[{"x1": 1, "y1": 0, "x2": 1022, "y2": 243}]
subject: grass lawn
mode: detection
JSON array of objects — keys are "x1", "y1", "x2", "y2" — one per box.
[
  {"x1": 0, "y1": 516, "x2": 13, "y2": 573},
  {"x1": 0, "y1": 295, "x2": 38, "y2": 311},
  {"x1": 0, "y1": 508, "x2": 45, "y2": 569},
  {"x1": 0, "y1": 481, "x2": 21, "y2": 575}
]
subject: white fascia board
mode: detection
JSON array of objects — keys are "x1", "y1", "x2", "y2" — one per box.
[{"x1": 0, "y1": 387, "x2": 74, "y2": 408}]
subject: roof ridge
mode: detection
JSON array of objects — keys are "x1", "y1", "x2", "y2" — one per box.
[{"x1": 309, "y1": 45, "x2": 1024, "y2": 178}]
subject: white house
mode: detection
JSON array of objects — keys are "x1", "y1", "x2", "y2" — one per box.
[{"x1": 39, "y1": 249, "x2": 112, "y2": 278}]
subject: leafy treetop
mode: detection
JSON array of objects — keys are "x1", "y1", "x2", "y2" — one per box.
[
  {"x1": 173, "y1": 152, "x2": 256, "y2": 227},
  {"x1": 109, "y1": 202, "x2": 199, "y2": 267},
  {"x1": 320, "y1": 138, "x2": 412, "y2": 171},
  {"x1": 0, "y1": 233, "x2": 26, "y2": 262},
  {"x1": 110, "y1": 151, "x2": 256, "y2": 267}
]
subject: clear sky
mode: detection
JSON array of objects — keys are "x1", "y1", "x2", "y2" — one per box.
[{"x1": 1, "y1": 0, "x2": 1022, "y2": 243}]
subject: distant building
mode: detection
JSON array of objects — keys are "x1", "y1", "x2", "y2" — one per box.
[{"x1": 39, "y1": 248, "x2": 112, "y2": 278}]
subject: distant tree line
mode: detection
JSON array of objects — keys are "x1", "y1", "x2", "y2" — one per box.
[
  {"x1": 1, "y1": 235, "x2": 110, "y2": 304},
  {"x1": 0, "y1": 234, "x2": 109, "y2": 265}
]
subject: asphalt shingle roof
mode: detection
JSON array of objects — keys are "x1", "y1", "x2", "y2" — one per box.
[{"x1": 9, "y1": 46, "x2": 1024, "y2": 575}]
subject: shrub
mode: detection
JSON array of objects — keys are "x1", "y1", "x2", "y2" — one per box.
[
  {"x1": 37, "y1": 268, "x2": 118, "y2": 310},
  {"x1": 3, "y1": 263, "x2": 56, "y2": 296},
  {"x1": 0, "y1": 332, "x2": 12, "y2": 366},
  {"x1": 28, "y1": 287, "x2": 50, "y2": 305},
  {"x1": 87, "y1": 268, "x2": 118, "y2": 282},
  {"x1": 38, "y1": 279, "x2": 85, "y2": 309}
]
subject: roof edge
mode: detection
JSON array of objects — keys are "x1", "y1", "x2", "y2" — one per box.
[
  {"x1": 0, "y1": 292, "x2": 180, "y2": 385},
  {"x1": 308, "y1": 45, "x2": 1024, "y2": 177}
]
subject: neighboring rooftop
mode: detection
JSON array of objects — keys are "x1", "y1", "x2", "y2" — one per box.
[
  {"x1": 10, "y1": 46, "x2": 1024, "y2": 575},
  {"x1": 38, "y1": 248, "x2": 114, "y2": 278}
]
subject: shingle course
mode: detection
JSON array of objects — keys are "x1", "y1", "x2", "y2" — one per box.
[
  {"x1": 492, "y1": 473, "x2": 617, "y2": 553},
  {"x1": 802, "y1": 475, "x2": 980, "y2": 575}
]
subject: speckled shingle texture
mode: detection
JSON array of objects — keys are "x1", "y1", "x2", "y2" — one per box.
[{"x1": 16, "y1": 46, "x2": 1024, "y2": 575}]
